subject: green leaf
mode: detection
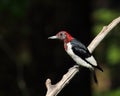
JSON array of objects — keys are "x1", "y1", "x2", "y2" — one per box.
[{"x1": 107, "y1": 44, "x2": 120, "y2": 65}]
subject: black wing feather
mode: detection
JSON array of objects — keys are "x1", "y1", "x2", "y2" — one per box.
[
  {"x1": 71, "y1": 39, "x2": 91, "y2": 59},
  {"x1": 71, "y1": 39, "x2": 103, "y2": 72}
]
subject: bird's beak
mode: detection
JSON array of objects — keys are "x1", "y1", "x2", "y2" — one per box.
[{"x1": 48, "y1": 35, "x2": 58, "y2": 39}]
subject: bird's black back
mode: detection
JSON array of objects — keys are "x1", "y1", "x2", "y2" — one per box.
[{"x1": 71, "y1": 39, "x2": 91, "y2": 59}]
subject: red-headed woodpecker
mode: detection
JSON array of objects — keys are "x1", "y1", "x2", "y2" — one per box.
[{"x1": 48, "y1": 31, "x2": 103, "y2": 83}]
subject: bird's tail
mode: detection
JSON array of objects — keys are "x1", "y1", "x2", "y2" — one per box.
[
  {"x1": 93, "y1": 71, "x2": 98, "y2": 84},
  {"x1": 95, "y1": 65, "x2": 103, "y2": 72}
]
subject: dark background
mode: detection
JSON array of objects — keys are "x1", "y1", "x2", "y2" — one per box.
[{"x1": 0, "y1": 0, "x2": 120, "y2": 96}]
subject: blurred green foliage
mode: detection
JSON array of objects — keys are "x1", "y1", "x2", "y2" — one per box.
[
  {"x1": 107, "y1": 44, "x2": 120, "y2": 65},
  {"x1": 93, "y1": 8, "x2": 120, "y2": 66},
  {"x1": 0, "y1": 0, "x2": 29, "y2": 17},
  {"x1": 93, "y1": 8, "x2": 120, "y2": 35},
  {"x1": 94, "y1": 88, "x2": 120, "y2": 96}
]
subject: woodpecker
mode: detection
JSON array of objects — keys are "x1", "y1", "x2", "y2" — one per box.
[{"x1": 48, "y1": 31, "x2": 103, "y2": 83}]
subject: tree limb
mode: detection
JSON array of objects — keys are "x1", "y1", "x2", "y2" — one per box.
[
  {"x1": 45, "y1": 16, "x2": 120, "y2": 96},
  {"x1": 88, "y1": 16, "x2": 120, "y2": 53}
]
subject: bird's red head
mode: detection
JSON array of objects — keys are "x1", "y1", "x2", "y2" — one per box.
[{"x1": 48, "y1": 31, "x2": 73, "y2": 43}]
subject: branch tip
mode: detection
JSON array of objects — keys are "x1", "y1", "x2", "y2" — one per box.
[{"x1": 46, "y1": 78, "x2": 52, "y2": 88}]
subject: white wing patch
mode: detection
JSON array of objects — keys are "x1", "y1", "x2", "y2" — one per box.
[
  {"x1": 66, "y1": 42, "x2": 94, "y2": 69},
  {"x1": 86, "y1": 56, "x2": 97, "y2": 66}
]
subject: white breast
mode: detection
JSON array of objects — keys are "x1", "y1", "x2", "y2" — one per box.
[{"x1": 66, "y1": 42, "x2": 93, "y2": 69}]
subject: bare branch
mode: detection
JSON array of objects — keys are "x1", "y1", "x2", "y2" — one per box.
[
  {"x1": 45, "y1": 16, "x2": 120, "y2": 96},
  {"x1": 46, "y1": 65, "x2": 79, "y2": 96},
  {"x1": 88, "y1": 16, "x2": 120, "y2": 53}
]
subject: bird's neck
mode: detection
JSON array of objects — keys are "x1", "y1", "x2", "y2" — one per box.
[
  {"x1": 64, "y1": 38, "x2": 73, "y2": 50},
  {"x1": 64, "y1": 43, "x2": 67, "y2": 50},
  {"x1": 63, "y1": 35, "x2": 73, "y2": 50},
  {"x1": 64, "y1": 36, "x2": 73, "y2": 43}
]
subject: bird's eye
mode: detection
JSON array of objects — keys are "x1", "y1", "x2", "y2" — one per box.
[
  {"x1": 59, "y1": 33, "x2": 63, "y2": 36},
  {"x1": 58, "y1": 32, "x2": 66, "y2": 39}
]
